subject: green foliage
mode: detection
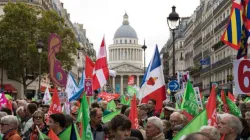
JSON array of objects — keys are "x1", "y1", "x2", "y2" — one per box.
[{"x1": 0, "y1": 2, "x2": 78, "y2": 91}]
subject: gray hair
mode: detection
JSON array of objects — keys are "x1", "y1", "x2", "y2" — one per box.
[
  {"x1": 0, "y1": 112, "x2": 7, "y2": 120},
  {"x1": 200, "y1": 126, "x2": 220, "y2": 140},
  {"x1": 220, "y1": 113, "x2": 243, "y2": 134},
  {"x1": 1, "y1": 115, "x2": 19, "y2": 129},
  {"x1": 245, "y1": 111, "x2": 250, "y2": 117},
  {"x1": 147, "y1": 116, "x2": 163, "y2": 132}
]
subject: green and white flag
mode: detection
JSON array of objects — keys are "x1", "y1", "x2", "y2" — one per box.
[
  {"x1": 103, "y1": 110, "x2": 121, "y2": 123},
  {"x1": 81, "y1": 93, "x2": 93, "y2": 140},
  {"x1": 181, "y1": 80, "x2": 199, "y2": 116},
  {"x1": 226, "y1": 96, "x2": 241, "y2": 117}
]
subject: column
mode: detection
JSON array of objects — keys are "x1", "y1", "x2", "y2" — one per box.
[
  {"x1": 127, "y1": 48, "x2": 129, "y2": 60},
  {"x1": 113, "y1": 77, "x2": 115, "y2": 91},
  {"x1": 137, "y1": 75, "x2": 140, "y2": 86},
  {"x1": 130, "y1": 48, "x2": 132, "y2": 60},
  {"x1": 119, "y1": 48, "x2": 121, "y2": 60},
  {"x1": 121, "y1": 75, "x2": 123, "y2": 94}
]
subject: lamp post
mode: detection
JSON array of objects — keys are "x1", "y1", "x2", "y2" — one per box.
[
  {"x1": 141, "y1": 40, "x2": 147, "y2": 73},
  {"x1": 37, "y1": 40, "x2": 44, "y2": 99},
  {"x1": 167, "y1": 6, "x2": 180, "y2": 79}
]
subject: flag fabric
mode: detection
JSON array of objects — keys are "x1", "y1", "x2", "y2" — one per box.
[
  {"x1": 107, "y1": 100, "x2": 116, "y2": 111},
  {"x1": 127, "y1": 86, "x2": 137, "y2": 96},
  {"x1": 37, "y1": 126, "x2": 50, "y2": 140},
  {"x1": 43, "y1": 86, "x2": 52, "y2": 105},
  {"x1": 181, "y1": 80, "x2": 199, "y2": 116},
  {"x1": 226, "y1": 96, "x2": 242, "y2": 117},
  {"x1": 46, "y1": 88, "x2": 61, "y2": 123},
  {"x1": 62, "y1": 102, "x2": 71, "y2": 115},
  {"x1": 200, "y1": 57, "x2": 210, "y2": 65},
  {"x1": 120, "y1": 95, "x2": 130, "y2": 105},
  {"x1": 173, "y1": 110, "x2": 207, "y2": 140},
  {"x1": 221, "y1": 0, "x2": 243, "y2": 50},
  {"x1": 228, "y1": 91, "x2": 236, "y2": 102},
  {"x1": 244, "y1": 97, "x2": 250, "y2": 102},
  {"x1": 103, "y1": 110, "x2": 121, "y2": 123},
  {"x1": 129, "y1": 94, "x2": 139, "y2": 129},
  {"x1": 92, "y1": 37, "x2": 109, "y2": 90},
  {"x1": 128, "y1": 76, "x2": 135, "y2": 85},
  {"x1": 80, "y1": 93, "x2": 93, "y2": 140},
  {"x1": 78, "y1": 71, "x2": 85, "y2": 89},
  {"x1": 206, "y1": 85, "x2": 217, "y2": 127},
  {"x1": 221, "y1": 90, "x2": 229, "y2": 113},
  {"x1": 140, "y1": 45, "x2": 166, "y2": 111},
  {"x1": 182, "y1": 110, "x2": 193, "y2": 121},
  {"x1": 0, "y1": 93, "x2": 8, "y2": 108},
  {"x1": 70, "y1": 123, "x2": 81, "y2": 140},
  {"x1": 85, "y1": 56, "x2": 95, "y2": 79},
  {"x1": 48, "y1": 129, "x2": 59, "y2": 140},
  {"x1": 58, "y1": 125, "x2": 71, "y2": 140},
  {"x1": 66, "y1": 72, "x2": 83, "y2": 102}
]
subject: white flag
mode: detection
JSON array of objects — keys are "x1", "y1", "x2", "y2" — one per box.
[
  {"x1": 43, "y1": 86, "x2": 51, "y2": 105},
  {"x1": 65, "y1": 72, "x2": 80, "y2": 101}
]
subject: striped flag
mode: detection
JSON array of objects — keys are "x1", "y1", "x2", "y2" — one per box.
[
  {"x1": 92, "y1": 37, "x2": 109, "y2": 90},
  {"x1": 221, "y1": 0, "x2": 243, "y2": 50}
]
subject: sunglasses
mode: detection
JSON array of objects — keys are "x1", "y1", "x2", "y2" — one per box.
[{"x1": 33, "y1": 116, "x2": 43, "y2": 120}]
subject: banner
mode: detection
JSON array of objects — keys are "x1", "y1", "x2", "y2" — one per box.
[
  {"x1": 234, "y1": 60, "x2": 250, "y2": 94},
  {"x1": 194, "y1": 87, "x2": 203, "y2": 109},
  {"x1": 128, "y1": 76, "x2": 135, "y2": 85},
  {"x1": 84, "y1": 78, "x2": 93, "y2": 96},
  {"x1": 177, "y1": 71, "x2": 189, "y2": 89},
  {"x1": 174, "y1": 90, "x2": 184, "y2": 107},
  {"x1": 65, "y1": 73, "x2": 80, "y2": 100}
]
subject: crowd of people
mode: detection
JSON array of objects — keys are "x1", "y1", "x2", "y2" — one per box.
[{"x1": 0, "y1": 93, "x2": 249, "y2": 140}]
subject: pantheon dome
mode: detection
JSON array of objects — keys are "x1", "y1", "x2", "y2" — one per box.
[{"x1": 108, "y1": 13, "x2": 144, "y2": 95}]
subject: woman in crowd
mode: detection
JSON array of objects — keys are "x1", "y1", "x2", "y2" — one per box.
[
  {"x1": 0, "y1": 115, "x2": 21, "y2": 140},
  {"x1": 23, "y1": 110, "x2": 49, "y2": 140}
]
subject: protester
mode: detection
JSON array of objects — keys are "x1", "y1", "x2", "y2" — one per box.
[
  {"x1": 40, "y1": 104, "x2": 49, "y2": 114},
  {"x1": 0, "y1": 115, "x2": 21, "y2": 140},
  {"x1": 147, "y1": 99, "x2": 160, "y2": 117},
  {"x1": 138, "y1": 103, "x2": 149, "y2": 129},
  {"x1": 101, "y1": 101, "x2": 112, "y2": 116},
  {"x1": 145, "y1": 116, "x2": 165, "y2": 140},
  {"x1": 200, "y1": 126, "x2": 220, "y2": 140},
  {"x1": 181, "y1": 132, "x2": 211, "y2": 140},
  {"x1": 218, "y1": 113, "x2": 243, "y2": 140},
  {"x1": 162, "y1": 106, "x2": 175, "y2": 120},
  {"x1": 23, "y1": 110, "x2": 49, "y2": 140},
  {"x1": 48, "y1": 113, "x2": 66, "y2": 136},
  {"x1": 90, "y1": 108, "x2": 105, "y2": 140},
  {"x1": 21, "y1": 103, "x2": 37, "y2": 135}
]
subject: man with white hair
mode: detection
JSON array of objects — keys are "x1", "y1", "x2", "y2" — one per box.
[
  {"x1": 0, "y1": 115, "x2": 21, "y2": 139},
  {"x1": 145, "y1": 116, "x2": 165, "y2": 140},
  {"x1": 218, "y1": 113, "x2": 243, "y2": 140},
  {"x1": 200, "y1": 126, "x2": 220, "y2": 140}
]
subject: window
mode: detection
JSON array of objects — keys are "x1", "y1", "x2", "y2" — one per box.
[
  {"x1": 125, "y1": 39, "x2": 127, "y2": 44},
  {"x1": 130, "y1": 40, "x2": 131, "y2": 43},
  {"x1": 134, "y1": 40, "x2": 135, "y2": 44},
  {"x1": 120, "y1": 40, "x2": 122, "y2": 44}
]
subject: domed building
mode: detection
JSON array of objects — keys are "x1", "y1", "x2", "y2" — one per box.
[{"x1": 109, "y1": 13, "x2": 144, "y2": 94}]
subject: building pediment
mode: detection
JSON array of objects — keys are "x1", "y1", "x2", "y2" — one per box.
[{"x1": 111, "y1": 63, "x2": 143, "y2": 73}]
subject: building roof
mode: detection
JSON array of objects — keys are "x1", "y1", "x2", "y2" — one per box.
[{"x1": 114, "y1": 13, "x2": 138, "y2": 39}]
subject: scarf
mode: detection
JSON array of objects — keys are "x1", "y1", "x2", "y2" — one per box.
[{"x1": 29, "y1": 123, "x2": 45, "y2": 140}]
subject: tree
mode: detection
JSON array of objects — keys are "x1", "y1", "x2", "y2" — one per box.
[{"x1": 0, "y1": 2, "x2": 79, "y2": 98}]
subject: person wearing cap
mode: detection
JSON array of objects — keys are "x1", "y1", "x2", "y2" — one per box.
[
  {"x1": 162, "y1": 106, "x2": 175, "y2": 120},
  {"x1": 138, "y1": 103, "x2": 149, "y2": 129},
  {"x1": 40, "y1": 104, "x2": 50, "y2": 114}
]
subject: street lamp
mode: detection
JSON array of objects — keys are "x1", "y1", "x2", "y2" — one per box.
[
  {"x1": 167, "y1": 6, "x2": 180, "y2": 79},
  {"x1": 141, "y1": 40, "x2": 147, "y2": 73},
  {"x1": 37, "y1": 40, "x2": 44, "y2": 99}
]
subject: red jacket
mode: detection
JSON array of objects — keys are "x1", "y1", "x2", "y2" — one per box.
[{"x1": 3, "y1": 130, "x2": 21, "y2": 140}]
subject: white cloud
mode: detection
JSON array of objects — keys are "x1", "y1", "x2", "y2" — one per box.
[{"x1": 60, "y1": 0, "x2": 200, "y2": 65}]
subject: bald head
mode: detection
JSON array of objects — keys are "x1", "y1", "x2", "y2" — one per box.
[{"x1": 170, "y1": 112, "x2": 184, "y2": 130}]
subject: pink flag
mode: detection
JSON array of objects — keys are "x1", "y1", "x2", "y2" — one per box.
[{"x1": 0, "y1": 93, "x2": 8, "y2": 108}]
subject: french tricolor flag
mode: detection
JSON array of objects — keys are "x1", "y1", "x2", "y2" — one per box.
[{"x1": 140, "y1": 45, "x2": 166, "y2": 111}]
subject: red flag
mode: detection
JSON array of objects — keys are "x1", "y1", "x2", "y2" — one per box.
[
  {"x1": 228, "y1": 91, "x2": 236, "y2": 102},
  {"x1": 220, "y1": 133, "x2": 226, "y2": 140},
  {"x1": 85, "y1": 56, "x2": 95, "y2": 79},
  {"x1": 206, "y1": 85, "x2": 217, "y2": 127},
  {"x1": 46, "y1": 88, "x2": 61, "y2": 123},
  {"x1": 221, "y1": 90, "x2": 229, "y2": 113},
  {"x1": 128, "y1": 94, "x2": 139, "y2": 129},
  {"x1": 92, "y1": 37, "x2": 109, "y2": 90},
  {"x1": 128, "y1": 76, "x2": 135, "y2": 85},
  {"x1": 48, "y1": 129, "x2": 60, "y2": 140},
  {"x1": 182, "y1": 110, "x2": 193, "y2": 121}
]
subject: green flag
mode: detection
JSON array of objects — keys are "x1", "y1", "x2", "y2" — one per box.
[
  {"x1": 217, "y1": 95, "x2": 223, "y2": 112},
  {"x1": 37, "y1": 126, "x2": 50, "y2": 140},
  {"x1": 103, "y1": 110, "x2": 121, "y2": 123},
  {"x1": 226, "y1": 96, "x2": 241, "y2": 117},
  {"x1": 175, "y1": 102, "x2": 180, "y2": 110},
  {"x1": 244, "y1": 97, "x2": 250, "y2": 103},
  {"x1": 127, "y1": 86, "x2": 137, "y2": 96},
  {"x1": 58, "y1": 125, "x2": 71, "y2": 140},
  {"x1": 181, "y1": 81, "x2": 199, "y2": 116},
  {"x1": 173, "y1": 110, "x2": 208, "y2": 140},
  {"x1": 121, "y1": 95, "x2": 131, "y2": 105},
  {"x1": 107, "y1": 100, "x2": 116, "y2": 111},
  {"x1": 81, "y1": 93, "x2": 93, "y2": 140}
]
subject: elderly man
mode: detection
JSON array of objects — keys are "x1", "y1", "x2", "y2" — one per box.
[
  {"x1": 145, "y1": 116, "x2": 165, "y2": 140},
  {"x1": 165, "y1": 112, "x2": 186, "y2": 139},
  {"x1": 218, "y1": 113, "x2": 243, "y2": 140},
  {"x1": 181, "y1": 132, "x2": 211, "y2": 140},
  {"x1": 200, "y1": 126, "x2": 220, "y2": 140},
  {"x1": 90, "y1": 108, "x2": 105, "y2": 140}
]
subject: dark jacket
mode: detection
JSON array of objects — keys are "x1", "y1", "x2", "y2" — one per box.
[
  {"x1": 91, "y1": 124, "x2": 105, "y2": 140},
  {"x1": 130, "y1": 129, "x2": 144, "y2": 140},
  {"x1": 147, "y1": 109, "x2": 160, "y2": 118}
]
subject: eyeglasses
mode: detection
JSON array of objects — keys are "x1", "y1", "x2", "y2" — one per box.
[{"x1": 33, "y1": 116, "x2": 43, "y2": 120}]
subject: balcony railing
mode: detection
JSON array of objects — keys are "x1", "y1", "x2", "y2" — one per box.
[
  {"x1": 204, "y1": 32, "x2": 212, "y2": 43},
  {"x1": 184, "y1": 34, "x2": 193, "y2": 45},
  {"x1": 214, "y1": 0, "x2": 229, "y2": 16},
  {"x1": 214, "y1": 16, "x2": 230, "y2": 34},
  {"x1": 193, "y1": 23, "x2": 203, "y2": 35},
  {"x1": 193, "y1": 37, "x2": 202, "y2": 49},
  {"x1": 203, "y1": 48, "x2": 210, "y2": 57},
  {"x1": 193, "y1": 52, "x2": 202, "y2": 61},
  {"x1": 185, "y1": 51, "x2": 193, "y2": 59},
  {"x1": 190, "y1": 66, "x2": 201, "y2": 76},
  {"x1": 212, "y1": 41, "x2": 225, "y2": 51},
  {"x1": 202, "y1": 14, "x2": 213, "y2": 28}
]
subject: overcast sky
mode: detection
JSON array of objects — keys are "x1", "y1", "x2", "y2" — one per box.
[{"x1": 60, "y1": 0, "x2": 200, "y2": 65}]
